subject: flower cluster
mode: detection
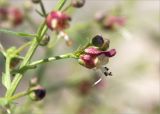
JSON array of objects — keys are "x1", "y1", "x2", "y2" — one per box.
[
  {"x1": 0, "y1": 7, "x2": 23, "y2": 28},
  {"x1": 78, "y1": 35, "x2": 116, "y2": 76}
]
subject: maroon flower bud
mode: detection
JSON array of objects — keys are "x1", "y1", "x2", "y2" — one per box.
[
  {"x1": 7, "y1": 7, "x2": 23, "y2": 26},
  {"x1": 103, "y1": 15, "x2": 126, "y2": 29},
  {"x1": 29, "y1": 77, "x2": 38, "y2": 87},
  {"x1": 71, "y1": 0, "x2": 85, "y2": 8},
  {"x1": 46, "y1": 11, "x2": 71, "y2": 31},
  {"x1": 29, "y1": 85, "x2": 46, "y2": 101}
]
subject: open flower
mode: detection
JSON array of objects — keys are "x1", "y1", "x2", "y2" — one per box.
[
  {"x1": 7, "y1": 7, "x2": 24, "y2": 26},
  {"x1": 78, "y1": 35, "x2": 116, "y2": 76},
  {"x1": 79, "y1": 47, "x2": 116, "y2": 69},
  {"x1": 103, "y1": 15, "x2": 126, "y2": 29},
  {"x1": 46, "y1": 11, "x2": 71, "y2": 31}
]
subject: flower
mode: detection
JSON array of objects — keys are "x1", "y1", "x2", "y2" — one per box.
[
  {"x1": 7, "y1": 7, "x2": 24, "y2": 26},
  {"x1": 0, "y1": 7, "x2": 23, "y2": 27},
  {"x1": 79, "y1": 47, "x2": 116, "y2": 69},
  {"x1": 78, "y1": 35, "x2": 116, "y2": 76},
  {"x1": 46, "y1": 11, "x2": 71, "y2": 31},
  {"x1": 103, "y1": 15, "x2": 126, "y2": 29}
]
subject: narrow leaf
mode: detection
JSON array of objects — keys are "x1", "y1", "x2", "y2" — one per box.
[
  {"x1": 0, "y1": 29, "x2": 37, "y2": 38},
  {"x1": 2, "y1": 72, "x2": 8, "y2": 89}
]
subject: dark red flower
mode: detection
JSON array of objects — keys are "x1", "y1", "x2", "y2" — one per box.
[{"x1": 46, "y1": 11, "x2": 71, "y2": 31}]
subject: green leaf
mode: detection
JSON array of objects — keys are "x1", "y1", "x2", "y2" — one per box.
[
  {"x1": 0, "y1": 42, "x2": 6, "y2": 57},
  {"x1": 2, "y1": 72, "x2": 10, "y2": 90},
  {"x1": 0, "y1": 29, "x2": 37, "y2": 38},
  {"x1": 0, "y1": 98, "x2": 9, "y2": 106}
]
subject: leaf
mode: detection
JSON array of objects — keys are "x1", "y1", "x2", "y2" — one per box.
[
  {"x1": 0, "y1": 42, "x2": 6, "y2": 57},
  {"x1": 0, "y1": 98, "x2": 8, "y2": 107},
  {"x1": 0, "y1": 29, "x2": 36, "y2": 38},
  {"x1": 2, "y1": 72, "x2": 9, "y2": 90}
]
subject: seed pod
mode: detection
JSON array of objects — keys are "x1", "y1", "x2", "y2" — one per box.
[
  {"x1": 29, "y1": 85, "x2": 46, "y2": 101},
  {"x1": 92, "y1": 35, "x2": 104, "y2": 47},
  {"x1": 71, "y1": 0, "x2": 85, "y2": 8},
  {"x1": 40, "y1": 35, "x2": 50, "y2": 46}
]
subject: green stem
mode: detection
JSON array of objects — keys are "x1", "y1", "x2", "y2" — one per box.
[
  {"x1": 5, "y1": 57, "x2": 11, "y2": 90},
  {"x1": 9, "y1": 89, "x2": 33, "y2": 101},
  {"x1": 5, "y1": 0, "x2": 68, "y2": 98},
  {"x1": 15, "y1": 42, "x2": 31, "y2": 54},
  {"x1": 5, "y1": 23, "x2": 48, "y2": 98},
  {"x1": 17, "y1": 53, "x2": 77, "y2": 73},
  {"x1": 30, "y1": 53, "x2": 76, "y2": 66}
]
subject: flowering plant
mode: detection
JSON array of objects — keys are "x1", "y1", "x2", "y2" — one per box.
[{"x1": 0, "y1": 0, "x2": 116, "y2": 113}]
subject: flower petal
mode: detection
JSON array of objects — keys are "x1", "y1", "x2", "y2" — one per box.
[
  {"x1": 84, "y1": 47, "x2": 101, "y2": 55},
  {"x1": 103, "y1": 49, "x2": 116, "y2": 57}
]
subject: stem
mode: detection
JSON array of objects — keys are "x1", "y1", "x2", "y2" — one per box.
[
  {"x1": 40, "y1": 0, "x2": 47, "y2": 16},
  {"x1": 17, "y1": 53, "x2": 77, "y2": 73},
  {"x1": 15, "y1": 42, "x2": 32, "y2": 54},
  {"x1": 30, "y1": 53, "x2": 76, "y2": 67},
  {"x1": 5, "y1": 0, "x2": 68, "y2": 98},
  {"x1": 9, "y1": 89, "x2": 33, "y2": 101},
  {"x1": 5, "y1": 57, "x2": 11, "y2": 89},
  {"x1": 5, "y1": 23, "x2": 48, "y2": 98}
]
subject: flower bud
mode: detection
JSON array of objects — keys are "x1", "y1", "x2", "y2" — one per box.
[
  {"x1": 94, "y1": 11, "x2": 105, "y2": 22},
  {"x1": 92, "y1": 35, "x2": 104, "y2": 47},
  {"x1": 29, "y1": 85, "x2": 46, "y2": 101},
  {"x1": 0, "y1": 7, "x2": 8, "y2": 20},
  {"x1": 71, "y1": 0, "x2": 85, "y2": 8},
  {"x1": 46, "y1": 11, "x2": 71, "y2": 31},
  {"x1": 23, "y1": 1, "x2": 33, "y2": 12},
  {"x1": 40, "y1": 35, "x2": 50, "y2": 46},
  {"x1": 7, "y1": 7, "x2": 23, "y2": 26},
  {"x1": 32, "y1": 0, "x2": 40, "y2": 4},
  {"x1": 103, "y1": 16, "x2": 126, "y2": 30}
]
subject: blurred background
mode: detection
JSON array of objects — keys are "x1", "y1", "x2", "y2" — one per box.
[{"x1": 0, "y1": 0, "x2": 160, "y2": 114}]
